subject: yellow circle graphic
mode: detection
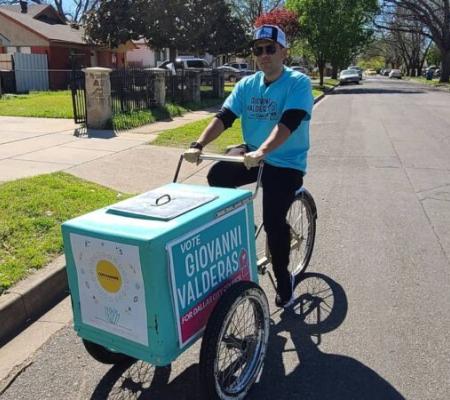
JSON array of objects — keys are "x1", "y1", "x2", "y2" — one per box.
[{"x1": 96, "y1": 259, "x2": 122, "y2": 293}]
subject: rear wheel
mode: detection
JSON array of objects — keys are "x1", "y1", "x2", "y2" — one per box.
[
  {"x1": 82, "y1": 339, "x2": 135, "y2": 365},
  {"x1": 200, "y1": 281, "x2": 270, "y2": 400},
  {"x1": 286, "y1": 190, "x2": 317, "y2": 281}
]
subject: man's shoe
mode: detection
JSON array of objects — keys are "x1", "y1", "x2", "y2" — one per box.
[{"x1": 275, "y1": 273, "x2": 295, "y2": 308}]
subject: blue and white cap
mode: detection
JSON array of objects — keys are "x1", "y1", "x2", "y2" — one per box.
[{"x1": 253, "y1": 25, "x2": 287, "y2": 48}]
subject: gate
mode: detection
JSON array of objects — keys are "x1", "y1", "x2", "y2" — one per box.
[
  {"x1": 70, "y1": 70, "x2": 87, "y2": 124},
  {"x1": 13, "y1": 53, "x2": 49, "y2": 92}
]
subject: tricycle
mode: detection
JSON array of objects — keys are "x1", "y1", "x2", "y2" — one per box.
[{"x1": 62, "y1": 153, "x2": 317, "y2": 399}]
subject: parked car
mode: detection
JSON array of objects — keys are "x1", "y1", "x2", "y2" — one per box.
[
  {"x1": 224, "y1": 62, "x2": 251, "y2": 72},
  {"x1": 158, "y1": 58, "x2": 211, "y2": 72},
  {"x1": 216, "y1": 65, "x2": 242, "y2": 82},
  {"x1": 290, "y1": 65, "x2": 309, "y2": 74},
  {"x1": 348, "y1": 65, "x2": 363, "y2": 79},
  {"x1": 223, "y1": 63, "x2": 255, "y2": 78},
  {"x1": 339, "y1": 69, "x2": 361, "y2": 84},
  {"x1": 365, "y1": 69, "x2": 377, "y2": 76},
  {"x1": 382, "y1": 68, "x2": 391, "y2": 76},
  {"x1": 388, "y1": 69, "x2": 402, "y2": 79}
]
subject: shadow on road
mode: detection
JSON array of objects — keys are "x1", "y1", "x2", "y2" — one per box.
[
  {"x1": 89, "y1": 273, "x2": 405, "y2": 400},
  {"x1": 331, "y1": 86, "x2": 425, "y2": 95}
]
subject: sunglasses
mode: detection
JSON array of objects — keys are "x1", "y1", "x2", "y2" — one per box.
[{"x1": 252, "y1": 44, "x2": 277, "y2": 56}]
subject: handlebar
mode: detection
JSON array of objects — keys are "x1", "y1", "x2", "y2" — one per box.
[{"x1": 173, "y1": 153, "x2": 264, "y2": 200}]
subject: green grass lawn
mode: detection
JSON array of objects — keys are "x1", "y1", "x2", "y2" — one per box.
[
  {"x1": 0, "y1": 173, "x2": 130, "y2": 294},
  {"x1": 112, "y1": 88, "x2": 233, "y2": 130},
  {"x1": 152, "y1": 118, "x2": 244, "y2": 153},
  {"x1": 152, "y1": 87, "x2": 327, "y2": 152},
  {"x1": 409, "y1": 77, "x2": 450, "y2": 90},
  {"x1": 0, "y1": 87, "x2": 233, "y2": 124},
  {"x1": 0, "y1": 91, "x2": 73, "y2": 118}
]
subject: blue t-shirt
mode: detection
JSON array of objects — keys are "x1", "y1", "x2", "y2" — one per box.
[{"x1": 223, "y1": 66, "x2": 313, "y2": 173}]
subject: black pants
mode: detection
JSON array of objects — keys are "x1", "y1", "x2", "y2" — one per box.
[{"x1": 207, "y1": 146, "x2": 303, "y2": 296}]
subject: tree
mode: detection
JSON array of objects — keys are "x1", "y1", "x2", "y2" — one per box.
[
  {"x1": 193, "y1": 1, "x2": 248, "y2": 56},
  {"x1": 286, "y1": 0, "x2": 378, "y2": 85},
  {"x1": 378, "y1": 0, "x2": 450, "y2": 82},
  {"x1": 83, "y1": 0, "x2": 145, "y2": 48},
  {"x1": 427, "y1": 43, "x2": 442, "y2": 67},
  {"x1": 226, "y1": 0, "x2": 285, "y2": 34},
  {"x1": 84, "y1": 0, "x2": 247, "y2": 60},
  {"x1": 327, "y1": 0, "x2": 378, "y2": 78},
  {"x1": 254, "y1": 8, "x2": 300, "y2": 44},
  {"x1": 53, "y1": 0, "x2": 99, "y2": 22},
  {"x1": 286, "y1": 0, "x2": 335, "y2": 85}
]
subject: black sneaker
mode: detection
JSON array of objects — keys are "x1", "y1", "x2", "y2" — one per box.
[{"x1": 275, "y1": 273, "x2": 295, "y2": 308}]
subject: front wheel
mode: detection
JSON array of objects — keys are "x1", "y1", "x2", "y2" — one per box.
[
  {"x1": 199, "y1": 281, "x2": 270, "y2": 400},
  {"x1": 287, "y1": 189, "x2": 317, "y2": 281}
]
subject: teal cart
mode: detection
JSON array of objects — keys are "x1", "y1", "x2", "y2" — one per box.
[{"x1": 62, "y1": 154, "x2": 272, "y2": 400}]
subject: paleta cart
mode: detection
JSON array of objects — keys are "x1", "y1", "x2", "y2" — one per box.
[{"x1": 62, "y1": 154, "x2": 272, "y2": 400}]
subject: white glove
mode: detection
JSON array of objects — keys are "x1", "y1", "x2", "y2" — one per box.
[
  {"x1": 183, "y1": 148, "x2": 202, "y2": 165},
  {"x1": 243, "y1": 150, "x2": 264, "y2": 169}
]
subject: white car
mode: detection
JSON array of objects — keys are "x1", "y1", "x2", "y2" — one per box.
[
  {"x1": 290, "y1": 66, "x2": 309, "y2": 74},
  {"x1": 339, "y1": 69, "x2": 360, "y2": 84},
  {"x1": 158, "y1": 58, "x2": 211, "y2": 72},
  {"x1": 389, "y1": 69, "x2": 402, "y2": 79},
  {"x1": 216, "y1": 65, "x2": 242, "y2": 82}
]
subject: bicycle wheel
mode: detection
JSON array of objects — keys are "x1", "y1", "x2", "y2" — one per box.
[
  {"x1": 287, "y1": 189, "x2": 317, "y2": 280},
  {"x1": 199, "y1": 281, "x2": 270, "y2": 400},
  {"x1": 82, "y1": 339, "x2": 135, "y2": 365}
]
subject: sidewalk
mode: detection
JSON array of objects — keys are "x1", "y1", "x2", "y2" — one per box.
[{"x1": 0, "y1": 92, "x2": 330, "y2": 345}]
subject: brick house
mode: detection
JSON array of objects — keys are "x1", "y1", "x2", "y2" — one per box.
[{"x1": 0, "y1": 3, "x2": 130, "y2": 89}]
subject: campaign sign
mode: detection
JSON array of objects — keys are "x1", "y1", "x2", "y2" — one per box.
[{"x1": 167, "y1": 206, "x2": 253, "y2": 348}]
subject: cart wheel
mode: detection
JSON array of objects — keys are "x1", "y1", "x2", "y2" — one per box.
[
  {"x1": 82, "y1": 339, "x2": 135, "y2": 365},
  {"x1": 199, "y1": 281, "x2": 270, "y2": 400}
]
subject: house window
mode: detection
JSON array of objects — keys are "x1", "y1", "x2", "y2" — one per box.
[{"x1": 6, "y1": 46, "x2": 31, "y2": 54}]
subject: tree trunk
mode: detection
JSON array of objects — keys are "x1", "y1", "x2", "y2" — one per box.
[
  {"x1": 439, "y1": 49, "x2": 450, "y2": 83},
  {"x1": 331, "y1": 64, "x2": 338, "y2": 80},
  {"x1": 317, "y1": 56, "x2": 325, "y2": 87},
  {"x1": 319, "y1": 67, "x2": 324, "y2": 87}
]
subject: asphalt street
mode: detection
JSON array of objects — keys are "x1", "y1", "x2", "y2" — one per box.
[{"x1": 2, "y1": 76, "x2": 450, "y2": 400}]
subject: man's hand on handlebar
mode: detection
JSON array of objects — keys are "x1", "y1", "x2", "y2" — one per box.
[
  {"x1": 183, "y1": 148, "x2": 203, "y2": 165},
  {"x1": 244, "y1": 150, "x2": 265, "y2": 169}
]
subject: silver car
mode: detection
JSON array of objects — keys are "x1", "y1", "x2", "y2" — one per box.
[
  {"x1": 216, "y1": 65, "x2": 242, "y2": 82},
  {"x1": 388, "y1": 69, "x2": 402, "y2": 79},
  {"x1": 339, "y1": 69, "x2": 361, "y2": 84}
]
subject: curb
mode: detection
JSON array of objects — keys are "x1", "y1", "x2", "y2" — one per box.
[
  {"x1": 0, "y1": 86, "x2": 337, "y2": 345},
  {"x1": 0, "y1": 255, "x2": 68, "y2": 345}
]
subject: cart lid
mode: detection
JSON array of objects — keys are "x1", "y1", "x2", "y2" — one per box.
[{"x1": 107, "y1": 187, "x2": 218, "y2": 220}]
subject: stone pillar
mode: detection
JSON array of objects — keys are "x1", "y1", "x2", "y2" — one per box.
[
  {"x1": 147, "y1": 68, "x2": 166, "y2": 106},
  {"x1": 83, "y1": 67, "x2": 112, "y2": 129},
  {"x1": 212, "y1": 69, "x2": 225, "y2": 98}
]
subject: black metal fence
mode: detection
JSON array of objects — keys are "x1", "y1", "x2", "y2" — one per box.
[
  {"x1": 0, "y1": 70, "x2": 16, "y2": 93},
  {"x1": 165, "y1": 69, "x2": 191, "y2": 103},
  {"x1": 69, "y1": 70, "x2": 86, "y2": 124},
  {"x1": 110, "y1": 69, "x2": 157, "y2": 114}
]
